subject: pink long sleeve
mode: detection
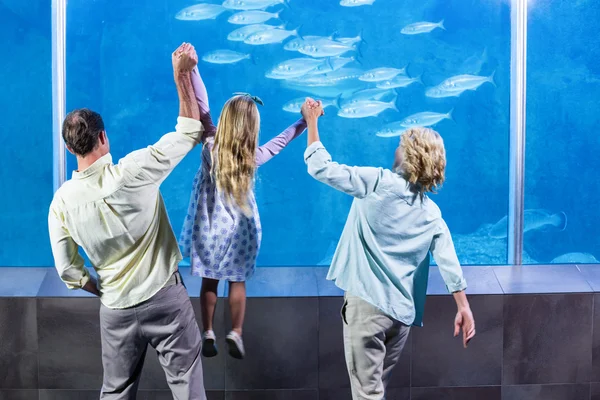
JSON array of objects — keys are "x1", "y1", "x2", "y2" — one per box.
[
  {"x1": 255, "y1": 119, "x2": 307, "y2": 166},
  {"x1": 190, "y1": 68, "x2": 306, "y2": 163},
  {"x1": 191, "y1": 67, "x2": 216, "y2": 142}
]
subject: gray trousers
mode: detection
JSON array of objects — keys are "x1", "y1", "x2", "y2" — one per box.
[
  {"x1": 99, "y1": 272, "x2": 206, "y2": 400},
  {"x1": 342, "y1": 292, "x2": 411, "y2": 400}
]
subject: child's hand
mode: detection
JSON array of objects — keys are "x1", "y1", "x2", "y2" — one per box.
[
  {"x1": 301, "y1": 97, "x2": 324, "y2": 124},
  {"x1": 309, "y1": 98, "x2": 325, "y2": 116}
]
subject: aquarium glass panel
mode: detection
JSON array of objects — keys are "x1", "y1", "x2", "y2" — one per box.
[
  {"x1": 524, "y1": 0, "x2": 600, "y2": 264},
  {"x1": 0, "y1": 0, "x2": 53, "y2": 266},
  {"x1": 66, "y1": 0, "x2": 511, "y2": 266}
]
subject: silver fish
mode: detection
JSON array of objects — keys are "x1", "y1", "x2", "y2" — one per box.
[
  {"x1": 244, "y1": 27, "x2": 299, "y2": 45},
  {"x1": 425, "y1": 71, "x2": 496, "y2": 98},
  {"x1": 222, "y1": 0, "x2": 287, "y2": 11},
  {"x1": 175, "y1": 4, "x2": 227, "y2": 20},
  {"x1": 460, "y1": 47, "x2": 488, "y2": 75},
  {"x1": 340, "y1": 0, "x2": 376, "y2": 6},
  {"x1": 297, "y1": 40, "x2": 357, "y2": 58},
  {"x1": 376, "y1": 74, "x2": 422, "y2": 89},
  {"x1": 306, "y1": 56, "x2": 356, "y2": 75},
  {"x1": 227, "y1": 23, "x2": 283, "y2": 41},
  {"x1": 399, "y1": 110, "x2": 453, "y2": 128},
  {"x1": 375, "y1": 121, "x2": 408, "y2": 138},
  {"x1": 283, "y1": 68, "x2": 365, "y2": 97},
  {"x1": 284, "y1": 33, "x2": 362, "y2": 51},
  {"x1": 551, "y1": 252, "x2": 599, "y2": 264},
  {"x1": 338, "y1": 97, "x2": 398, "y2": 119},
  {"x1": 283, "y1": 82, "x2": 365, "y2": 99},
  {"x1": 287, "y1": 67, "x2": 363, "y2": 87},
  {"x1": 401, "y1": 20, "x2": 445, "y2": 35},
  {"x1": 266, "y1": 58, "x2": 330, "y2": 79},
  {"x1": 283, "y1": 35, "x2": 336, "y2": 51},
  {"x1": 425, "y1": 86, "x2": 462, "y2": 98},
  {"x1": 359, "y1": 67, "x2": 406, "y2": 82},
  {"x1": 343, "y1": 87, "x2": 394, "y2": 105},
  {"x1": 335, "y1": 34, "x2": 363, "y2": 45},
  {"x1": 202, "y1": 50, "x2": 251, "y2": 64},
  {"x1": 282, "y1": 96, "x2": 341, "y2": 113},
  {"x1": 488, "y1": 209, "x2": 568, "y2": 239},
  {"x1": 228, "y1": 10, "x2": 280, "y2": 24}
]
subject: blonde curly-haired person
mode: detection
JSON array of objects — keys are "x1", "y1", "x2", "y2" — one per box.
[{"x1": 301, "y1": 98, "x2": 476, "y2": 400}]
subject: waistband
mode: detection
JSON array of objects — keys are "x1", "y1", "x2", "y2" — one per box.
[{"x1": 164, "y1": 270, "x2": 182, "y2": 288}]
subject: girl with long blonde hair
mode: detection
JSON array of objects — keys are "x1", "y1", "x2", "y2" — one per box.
[{"x1": 180, "y1": 67, "x2": 306, "y2": 359}]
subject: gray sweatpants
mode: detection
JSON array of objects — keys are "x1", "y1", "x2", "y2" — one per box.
[
  {"x1": 99, "y1": 272, "x2": 206, "y2": 400},
  {"x1": 342, "y1": 292, "x2": 410, "y2": 400}
]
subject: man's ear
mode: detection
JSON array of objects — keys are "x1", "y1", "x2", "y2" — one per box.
[{"x1": 99, "y1": 131, "x2": 108, "y2": 145}]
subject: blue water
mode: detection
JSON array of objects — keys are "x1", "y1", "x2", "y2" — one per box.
[
  {"x1": 1, "y1": 0, "x2": 598, "y2": 268},
  {"x1": 524, "y1": 0, "x2": 600, "y2": 264},
  {"x1": 0, "y1": 0, "x2": 53, "y2": 266}
]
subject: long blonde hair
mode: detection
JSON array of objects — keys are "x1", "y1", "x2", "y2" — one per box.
[
  {"x1": 211, "y1": 95, "x2": 260, "y2": 216},
  {"x1": 398, "y1": 127, "x2": 446, "y2": 199}
]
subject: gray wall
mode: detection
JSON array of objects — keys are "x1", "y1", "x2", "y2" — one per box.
[{"x1": 0, "y1": 293, "x2": 599, "y2": 400}]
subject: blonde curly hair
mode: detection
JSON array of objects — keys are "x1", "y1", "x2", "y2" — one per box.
[
  {"x1": 397, "y1": 127, "x2": 446, "y2": 199},
  {"x1": 211, "y1": 95, "x2": 260, "y2": 216}
]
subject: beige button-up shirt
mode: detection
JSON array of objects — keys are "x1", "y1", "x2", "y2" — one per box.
[{"x1": 48, "y1": 117, "x2": 203, "y2": 309}]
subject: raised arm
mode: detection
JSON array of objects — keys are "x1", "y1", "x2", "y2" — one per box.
[
  {"x1": 127, "y1": 43, "x2": 203, "y2": 185},
  {"x1": 255, "y1": 118, "x2": 307, "y2": 166},
  {"x1": 302, "y1": 98, "x2": 381, "y2": 198},
  {"x1": 191, "y1": 66, "x2": 216, "y2": 142},
  {"x1": 175, "y1": 44, "x2": 200, "y2": 121},
  {"x1": 304, "y1": 143, "x2": 383, "y2": 198}
]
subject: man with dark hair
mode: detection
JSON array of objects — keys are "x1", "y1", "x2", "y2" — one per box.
[
  {"x1": 61, "y1": 108, "x2": 107, "y2": 157},
  {"x1": 48, "y1": 43, "x2": 207, "y2": 399}
]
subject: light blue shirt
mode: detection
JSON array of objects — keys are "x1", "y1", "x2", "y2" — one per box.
[{"x1": 304, "y1": 142, "x2": 467, "y2": 326}]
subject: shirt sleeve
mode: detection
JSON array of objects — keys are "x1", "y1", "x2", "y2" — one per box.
[
  {"x1": 304, "y1": 141, "x2": 382, "y2": 198},
  {"x1": 255, "y1": 118, "x2": 307, "y2": 166},
  {"x1": 48, "y1": 201, "x2": 90, "y2": 290},
  {"x1": 127, "y1": 116, "x2": 204, "y2": 185},
  {"x1": 191, "y1": 67, "x2": 216, "y2": 143},
  {"x1": 430, "y1": 219, "x2": 468, "y2": 293}
]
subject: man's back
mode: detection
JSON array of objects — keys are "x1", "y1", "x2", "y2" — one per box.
[
  {"x1": 49, "y1": 117, "x2": 204, "y2": 308},
  {"x1": 48, "y1": 44, "x2": 210, "y2": 399}
]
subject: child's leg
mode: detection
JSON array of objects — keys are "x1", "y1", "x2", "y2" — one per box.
[
  {"x1": 228, "y1": 281, "x2": 247, "y2": 335},
  {"x1": 200, "y1": 278, "x2": 219, "y2": 332}
]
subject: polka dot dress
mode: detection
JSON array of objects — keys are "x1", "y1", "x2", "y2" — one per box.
[{"x1": 180, "y1": 140, "x2": 262, "y2": 282}]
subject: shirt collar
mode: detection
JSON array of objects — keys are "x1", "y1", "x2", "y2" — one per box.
[{"x1": 72, "y1": 153, "x2": 113, "y2": 179}]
